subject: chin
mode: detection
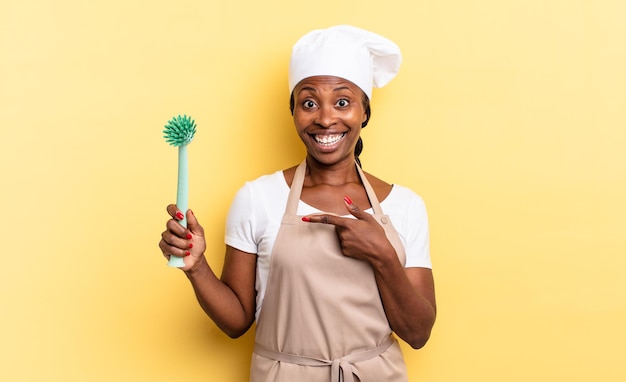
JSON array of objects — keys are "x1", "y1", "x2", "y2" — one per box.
[{"x1": 307, "y1": 153, "x2": 354, "y2": 167}]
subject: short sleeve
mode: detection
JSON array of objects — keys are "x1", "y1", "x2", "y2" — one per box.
[
  {"x1": 225, "y1": 183, "x2": 259, "y2": 254},
  {"x1": 402, "y1": 193, "x2": 431, "y2": 268},
  {"x1": 384, "y1": 186, "x2": 431, "y2": 269}
]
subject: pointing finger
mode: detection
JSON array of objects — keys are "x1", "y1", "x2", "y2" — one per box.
[{"x1": 302, "y1": 214, "x2": 345, "y2": 227}]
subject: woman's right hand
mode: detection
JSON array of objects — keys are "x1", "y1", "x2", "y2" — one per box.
[{"x1": 158, "y1": 204, "x2": 207, "y2": 272}]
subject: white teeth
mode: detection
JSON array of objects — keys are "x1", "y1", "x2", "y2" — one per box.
[{"x1": 314, "y1": 133, "x2": 345, "y2": 145}]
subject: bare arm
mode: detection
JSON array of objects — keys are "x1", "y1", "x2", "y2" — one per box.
[
  {"x1": 159, "y1": 205, "x2": 257, "y2": 338},
  {"x1": 303, "y1": 198, "x2": 436, "y2": 349},
  {"x1": 371, "y1": 259, "x2": 436, "y2": 349}
]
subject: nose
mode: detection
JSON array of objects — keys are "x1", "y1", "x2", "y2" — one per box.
[{"x1": 314, "y1": 105, "x2": 337, "y2": 128}]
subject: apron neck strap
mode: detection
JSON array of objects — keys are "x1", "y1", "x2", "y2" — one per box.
[
  {"x1": 285, "y1": 161, "x2": 307, "y2": 215},
  {"x1": 286, "y1": 160, "x2": 383, "y2": 215},
  {"x1": 355, "y1": 162, "x2": 384, "y2": 215}
]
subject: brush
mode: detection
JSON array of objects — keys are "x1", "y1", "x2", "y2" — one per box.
[{"x1": 163, "y1": 114, "x2": 197, "y2": 268}]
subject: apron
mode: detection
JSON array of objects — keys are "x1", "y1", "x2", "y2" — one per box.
[{"x1": 250, "y1": 161, "x2": 408, "y2": 382}]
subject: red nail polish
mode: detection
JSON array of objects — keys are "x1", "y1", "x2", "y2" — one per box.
[
  {"x1": 176, "y1": 212, "x2": 184, "y2": 220},
  {"x1": 185, "y1": 250, "x2": 191, "y2": 256},
  {"x1": 302, "y1": 216, "x2": 311, "y2": 222},
  {"x1": 188, "y1": 243, "x2": 193, "y2": 249},
  {"x1": 344, "y1": 196, "x2": 353, "y2": 205},
  {"x1": 186, "y1": 233, "x2": 192, "y2": 240}
]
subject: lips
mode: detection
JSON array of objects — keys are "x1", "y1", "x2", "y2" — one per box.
[{"x1": 312, "y1": 133, "x2": 347, "y2": 146}]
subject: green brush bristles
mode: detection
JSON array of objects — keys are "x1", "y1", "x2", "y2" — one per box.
[{"x1": 163, "y1": 115, "x2": 196, "y2": 147}]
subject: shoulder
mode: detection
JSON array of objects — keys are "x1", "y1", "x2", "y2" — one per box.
[
  {"x1": 379, "y1": 183, "x2": 428, "y2": 224},
  {"x1": 229, "y1": 170, "x2": 288, "y2": 215},
  {"x1": 385, "y1": 184, "x2": 427, "y2": 210},
  {"x1": 241, "y1": 169, "x2": 288, "y2": 193},
  {"x1": 226, "y1": 169, "x2": 289, "y2": 237},
  {"x1": 359, "y1": 170, "x2": 425, "y2": 208},
  {"x1": 361, "y1": 170, "x2": 426, "y2": 210}
]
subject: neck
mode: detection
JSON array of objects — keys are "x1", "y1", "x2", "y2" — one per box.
[{"x1": 304, "y1": 156, "x2": 360, "y2": 187}]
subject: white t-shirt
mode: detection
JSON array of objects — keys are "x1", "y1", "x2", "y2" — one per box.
[{"x1": 225, "y1": 170, "x2": 431, "y2": 320}]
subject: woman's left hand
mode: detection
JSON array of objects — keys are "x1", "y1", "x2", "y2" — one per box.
[
  {"x1": 303, "y1": 195, "x2": 436, "y2": 349},
  {"x1": 302, "y1": 196, "x2": 396, "y2": 264}
]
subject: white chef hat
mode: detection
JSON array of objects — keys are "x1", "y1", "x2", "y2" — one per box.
[{"x1": 288, "y1": 25, "x2": 402, "y2": 100}]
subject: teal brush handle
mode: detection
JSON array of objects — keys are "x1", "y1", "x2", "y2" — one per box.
[
  {"x1": 163, "y1": 114, "x2": 196, "y2": 268},
  {"x1": 168, "y1": 145, "x2": 189, "y2": 268}
]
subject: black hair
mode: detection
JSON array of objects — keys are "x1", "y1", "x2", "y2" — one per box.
[{"x1": 289, "y1": 92, "x2": 371, "y2": 168}]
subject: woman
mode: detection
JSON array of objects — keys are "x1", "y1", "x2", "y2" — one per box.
[{"x1": 159, "y1": 25, "x2": 436, "y2": 382}]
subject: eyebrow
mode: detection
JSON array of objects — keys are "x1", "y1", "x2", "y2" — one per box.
[
  {"x1": 299, "y1": 86, "x2": 317, "y2": 93},
  {"x1": 332, "y1": 86, "x2": 352, "y2": 93},
  {"x1": 298, "y1": 86, "x2": 354, "y2": 94}
]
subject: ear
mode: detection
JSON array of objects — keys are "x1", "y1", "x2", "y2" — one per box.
[{"x1": 361, "y1": 110, "x2": 369, "y2": 128}]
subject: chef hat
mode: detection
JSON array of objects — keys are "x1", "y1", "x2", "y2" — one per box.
[{"x1": 288, "y1": 25, "x2": 402, "y2": 100}]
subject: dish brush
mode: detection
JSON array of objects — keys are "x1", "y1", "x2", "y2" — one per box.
[{"x1": 163, "y1": 114, "x2": 197, "y2": 268}]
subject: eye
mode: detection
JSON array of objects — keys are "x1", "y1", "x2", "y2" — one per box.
[
  {"x1": 303, "y1": 100, "x2": 317, "y2": 109},
  {"x1": 336, "y1": 98, "x2": 349, "y2": 108}
]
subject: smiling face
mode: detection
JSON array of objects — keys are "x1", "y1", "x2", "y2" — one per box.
[{"x1": 292, "y1": 76, "x2": 368, "y2": 167}]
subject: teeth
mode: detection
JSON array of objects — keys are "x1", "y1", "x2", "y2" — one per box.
[{"x1": 314, "y1": 133, "x2": 345, "y2": 145}]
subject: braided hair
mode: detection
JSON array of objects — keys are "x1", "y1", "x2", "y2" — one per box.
[{"x1": 289, "y1": 92, "x2": 371, "y2": 168}]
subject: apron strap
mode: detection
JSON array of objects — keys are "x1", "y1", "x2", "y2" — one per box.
[
  {"x1": 285, "y1": 161, "x2": 307, "y2": 215},
  {"x1": 253, "y1": 335, "x2": 395, "y2": 382},
  {"x1": 355, "y1": 163, "x2": 384, "y2": 215}
]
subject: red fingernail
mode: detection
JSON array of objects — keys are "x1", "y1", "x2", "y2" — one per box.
[
  {"x1": 176, "y1": 212, "x2": 184, "y2": 220},
  {"x1": 188, "y1": 243, "x2": 193, "y2": 249},
  {"x1": 344, "y1": 196, "x2": 353, "y2": 205},
  {"x1": 185, "y1": 250, "x2": 191, "y2": 256},
  {"x1": 186, "y1": 233, "x2": 192, "y2": 240},
  {"x1": 302, "y1": 216, "x2": 311, "y2": 222}
]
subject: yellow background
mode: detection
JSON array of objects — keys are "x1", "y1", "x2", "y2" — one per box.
[{"x1": 2, "y1": 0, "x2": 625, "y2": 381}]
